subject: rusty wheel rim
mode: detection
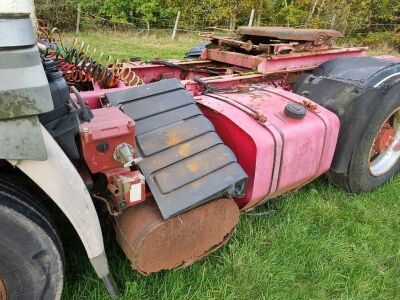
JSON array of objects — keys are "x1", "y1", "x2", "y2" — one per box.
[
  {"x1": 369, "y1": 108, "x2": 400, "y2": 176},
  {"x1": 0, "y1": 275, "x2": 7, "y2": 300}
]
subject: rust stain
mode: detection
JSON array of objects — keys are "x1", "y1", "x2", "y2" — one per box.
[
  {"x1": 178, "y1": 144, "x2": 191, "y2": 157},
  {"x1": 0, "y1": 275, "x2": 6, "y2": 300},
  {"x1": 167, "y1": 131, "x2": 182, "y2": 146},
  {"x1": 236, "y1": 84, "x2": 250, "y2": 92},
  {"x1": 237, "y1": 27, "x2": 343, "y2": 42},
  {"x1": 187, "y1": 161, "x2": 199, "y2": 172},
  {"x1": 115, "y1": 197, "x2": 240, "y2": 275},
  {"x1": 302, "y1": 100, "x2": 318, "y2": 112},
  {"x1": 372, "y1": 122, "x2": 395, "y2": 154}
]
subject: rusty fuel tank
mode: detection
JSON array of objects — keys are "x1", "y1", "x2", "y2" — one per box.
[{"x1": 115, "y1": 197, "x2": 239, "y2": 274}]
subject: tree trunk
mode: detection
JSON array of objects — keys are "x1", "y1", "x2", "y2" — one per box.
[
  {"x1": 256, "y1": 0, "x2": 263, "y2": 26},
  {"x1": 307, "y1": 0, "x2": 318, "y2": 26}
]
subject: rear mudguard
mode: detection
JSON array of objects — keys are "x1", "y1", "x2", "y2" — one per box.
[
  {"x1": 184, "y1": 41, "x2": 211, "y2": 59},
  {"x1": 293, "y1": 57, "x2": 400, "y2": 174},
  {"x1": 7, "y1": 125, "x2": 110, "y2": 280}
]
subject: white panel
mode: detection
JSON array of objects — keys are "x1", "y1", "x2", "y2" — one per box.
[{"x1": 0, "y1": 0, "x2": 32, "y2": 14}]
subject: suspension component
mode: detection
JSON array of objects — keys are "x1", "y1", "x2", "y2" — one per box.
[{"x1": 37, "y1": 21, "x2": 144, "y2": 89}]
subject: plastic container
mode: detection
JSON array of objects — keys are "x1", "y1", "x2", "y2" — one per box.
[
  {"x1": 39, "y1": 58, "x2": 71, "y2": 124},
  {"x1": 197, "y1": 84, "x2": 340, "y2": 209}
]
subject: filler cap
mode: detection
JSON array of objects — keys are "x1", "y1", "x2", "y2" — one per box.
[{"x1": 284, "y1": 103, "x2": 307, "y2": 120}]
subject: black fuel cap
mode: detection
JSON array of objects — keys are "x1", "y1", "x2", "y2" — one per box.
[{"x1": 284, "y1": 103, "x2": 307, "y2": 120}]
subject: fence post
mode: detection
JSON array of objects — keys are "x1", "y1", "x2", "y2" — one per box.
[
  {"x1": 172, "y1": 11, "x2": 181, "y2": 40},
  {"x1": 146, "y1": 20, "x2": 150, "y2": 37},
  {"x1": 248, "y1": 8, "x2": 255, "y2": 27},
  {"x1": 75, "y1": 3, "x2": 81, "y2": 35}
]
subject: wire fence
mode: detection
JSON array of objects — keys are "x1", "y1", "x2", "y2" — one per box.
[
  {"x1": 35, "y1": 2, "x2": 400, "y2": 38},
  {"x1": 79, "y1": 16, "x2": 400, "y2": 38},
  {"x1": 86, "y1": 17, "x2": 400, "y2": 35}
]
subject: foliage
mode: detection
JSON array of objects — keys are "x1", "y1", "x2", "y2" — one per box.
[
  {"x1": 362, "y1": 32, "x2": 400, "y2": 51},
  {"x1": 35, "y1": 0, "x2": 400, "y2": 34},
  {"x1": 34, "y1": 0, "x2": 76, "y2": 29},
  {"x1": 275, "y1": 4, "x2": 309, "y2": 26}
]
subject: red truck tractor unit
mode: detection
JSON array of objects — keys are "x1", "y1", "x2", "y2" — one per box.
[{"x1": 0, "y1": 2, "x2": 399, "y2": 299}]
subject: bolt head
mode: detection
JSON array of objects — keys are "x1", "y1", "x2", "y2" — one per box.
[{"x1": 119, "y1": 201, "x2": 127, "y2": 210}]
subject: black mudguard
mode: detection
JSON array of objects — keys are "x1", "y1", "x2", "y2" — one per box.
[
  {"x1": 184, "y1": 41, "x2": 211, "y2": 59},
  {"x1": 106, "y1": 79, "x2": 247, "y2": 219},
  {"x1": 293, "y1": 57, "x2": 400, "y2": 174}
]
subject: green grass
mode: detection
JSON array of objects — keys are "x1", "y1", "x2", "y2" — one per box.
[
  {"x1": 60, "y1": 31, "x2": 400, "y2": 299},
  {"x1": 63, "y1": 30, "x2": 202, "y2": 63}
]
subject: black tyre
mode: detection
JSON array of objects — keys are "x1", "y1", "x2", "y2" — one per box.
[
  {"x1": 330, "y1": 84, "x2": 400, "y2": 192},
  {"x1": 0, "y1": 175, "x2": 64, "y2": 300}
]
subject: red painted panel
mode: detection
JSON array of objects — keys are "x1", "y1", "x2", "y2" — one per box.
[
  {"x1": 198, "y1": 84, "x2": 340, "y2": 209},
  {"x1": 79, "y1": 107, "x2": 136, "y2": 173}
]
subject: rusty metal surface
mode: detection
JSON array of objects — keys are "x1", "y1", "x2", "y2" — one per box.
[
  {"x1": 0, "y1": 276, "x2": 7, "y2": 300},
  {"x1": 210, "y1": 36, "x2": 254, "y2": 51},
  {"x1": 237, "y1": 26, "x2": 343, "y2": 43},
  {"x1": 207, "y1": 35, "x2": 297, "y2": 54},
  {"x1": 204, "y1": 47, "x2": 367, "y2": 74},
  {"x1": 115, "y1": 197, "x2": 240, "y2": 275},
  {"x1": 368, "y1": 108, "x2": 400, "y2": 177},
  {"x1": 373, "y1": 122, "x2": 395, "y2": 154},
  {"x1": 122, "y1": 60, "x2": 216, "y2": 84}
]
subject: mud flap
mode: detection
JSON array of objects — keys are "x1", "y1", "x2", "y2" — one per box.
[{"x1": 106, "y1": 79, "x2": 247, "y2": 219}]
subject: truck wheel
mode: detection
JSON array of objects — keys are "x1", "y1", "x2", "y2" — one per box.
[
  {"x1": 0, "y1": 176, "x2": 64, "y2": 300},
  {"x1": 330, "y1": 86, "x2": 400, "y2": 192}
]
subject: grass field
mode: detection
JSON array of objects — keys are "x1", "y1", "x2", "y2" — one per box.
[
  {"x1": 63, "y1": 31, "x2": 202, "y2": 63},
  {"x1": 60, "y1": 31, "x2": 400, "y2": 299}
]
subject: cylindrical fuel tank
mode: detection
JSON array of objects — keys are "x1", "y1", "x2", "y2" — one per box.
[
  {"x1": 115, "y1": 197, "x2": 239, "y2": 275},
  {"x1": 196, "y1": 84, "x2": 340, "y2": 209}
]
